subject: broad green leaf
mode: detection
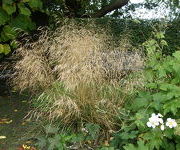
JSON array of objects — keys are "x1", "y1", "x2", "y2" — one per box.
[
  {"x1": 10, "y1": 15, "x2": 36, "y2": 31},
  {"x1": 28, "y1": 0, "x2": 43, "y2": 9},
  {"x1": 0, "y1": 8, "x2": 10, "y2": 26},
  {"x1": 134, "y1": 112, "x2": 147, "y2": 128},
  {"x1": 163, "y1": 99, "x2": 180, "y2": 115},
  {"x1": 124, "y1": 144, "x2": 137, "y2": 150},
  {"x1": 124, "y1": 140, "x2": 149, "y2": 150},
  {"x1": 176, "y1": 144, "x2": 180, "y2": 150},
  {"x1": 155, "y1": 32, "x2": 165, "y2": 39},
  {"x1": 145, "y1": 83, "x2": 158, "y2": 89},
  {"x1": 173, "y1": 51, "x2": 180, "y2": 61},
  {"x1": 119, "y1": 131, "x2": 138, "y2": 140},
  {"x1": 0, "y1": 44, "x2": 11, "y2": 55},
  {"x1": 151, "y1": 93, "x2": 166, "y2": 110},
  {"x1": 160, "y1": 40, "x2": 168, "y2": 46},
  {"x1": 143, "y1": 131, "x2": 163, "y2": 150},
  {"x1": 1, "y1": 25, "x2": 17, "y2": 41},
  {"x1": 10, "y1": 40, "x2": 19, "y2": 49},
  {"x1": 18, "y1": 3, "x2": 31, "y2": 16},
  {"x1": 159, "y1": 83, "x2": 170, "y2": 91},
  {"x1": 158, "y1": 66, "x2": 167, "y2": 78},
  {"x1": 132, "y1": 97, "x2": 149, "y2": 110},
  {"x1": 174, "y1": 120, "x2": 180, "y2": 136},
  {"x1": 2, "y1": 0, "x2": 13, "y2": 5},
  {"x1": 164, "y1": 129, "x2": 174, "y2": 138},
  {"x1": 161, "y1": 139, "x2": 175, "y2": 150},
  {"x1": 152, "y1": 93, "x2": 166, "y2": 102},
  {"x1": 172, "y1": 63, "x2": 180, "y2": 77},
  {"x1": 2, "y1": 3, "x2": 16, "y2": 15}
]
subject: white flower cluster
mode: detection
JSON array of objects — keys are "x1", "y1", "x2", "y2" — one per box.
[{"x1": 147, "y1": 113, "x2": 177, "y2": 131}]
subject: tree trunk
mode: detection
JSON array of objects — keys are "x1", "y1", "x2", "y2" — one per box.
[{"x1": 92, "y1": 0, "x2": 129, "y2": 18}]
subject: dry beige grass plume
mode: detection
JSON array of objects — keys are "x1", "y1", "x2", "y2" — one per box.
[
  {"x1": 13, "y1": 38, "x2": 54, "y2": 93},
  {"x1": 13, "y1": 21, "x2": 144, "y2": 129}
]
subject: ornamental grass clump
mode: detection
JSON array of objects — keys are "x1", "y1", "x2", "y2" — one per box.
[
  {"x1": 31, "y1": 82, "x2": 126, "y2": 129},
  {"x1": 13, "y1": 21, "x2": 144, "y2": 129},
  {"x1": 13, "y1": 49, "x2": 54, "y2": 93}
]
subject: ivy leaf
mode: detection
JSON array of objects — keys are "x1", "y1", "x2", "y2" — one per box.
[
  {"x1": 2, "y1": 3, "x2": 16, "y2": 15},
  {"x1": 18, "y1": 3, "x2": 31, "y2": 16},
  {"x1": 10, "y1": 40, "x2": 19, "y2": 49},
  {"x1": 10, "y1": 15, "x2": 36, "y2": 31},
  {"x1": 28, "y1": 0, "x2": 43, "y2": 9},
  {"x1": 0, "y1": 8, "x2": 10, "y2": 26},
  {"x1": 1, "y1": 25, "x2": 17, "y2": 41},
  {"x1": 0, "y1": 44, "x2": 11, "y2": 55}
]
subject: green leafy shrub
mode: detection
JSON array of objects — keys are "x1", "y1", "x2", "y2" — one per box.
[
  {"x1": 0, "y1": 0, "x2": 43, "y2": 58},
  {"x1": 108, "y1": 28, "x2": 180, "y2": 150}
]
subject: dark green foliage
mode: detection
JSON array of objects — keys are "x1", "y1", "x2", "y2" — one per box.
[
  {"x1": 108, "y1": 27, "x2": 180, "y2": 150},
  {"x1": 165, "y1": 18, "x2": 180, "y2": 55},
  {"x1": 0, "y1": 0, "x2": 43, "y2": 57},
  {"x1": 35, "y1": 123, "x2": 101, "y2": 150}
]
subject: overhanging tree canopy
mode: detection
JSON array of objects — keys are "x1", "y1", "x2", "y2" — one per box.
[
  {"x1": 0, "y1": 0, "x2": 179, "y2": 57},
  {"x1": 44, "y1": 0, "x2": 179, "y2": 18}
]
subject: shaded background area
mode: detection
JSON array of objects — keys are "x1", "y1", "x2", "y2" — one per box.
[{"x1": 0, "y1": 94, "x2": 35, "y2": 149}]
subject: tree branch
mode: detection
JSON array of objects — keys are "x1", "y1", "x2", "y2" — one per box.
[{"x1": 92, "y1": 0, "x2": 129, "y2": 18}]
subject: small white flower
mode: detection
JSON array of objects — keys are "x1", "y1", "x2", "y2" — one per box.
[
  {"x1": 0, "y1": 136, "x2": 6, "y2": 139},
  {"x1": 166, "y1": 118, "x2": 177, "y2": 128},
  {"x1": 158, "y1": 113, "x2": 163, "y2": 118},
  {"x1": 147, "y1": 113, "x2": 162, "y2": 128},
  {"x1": 81, "y1": 128, "x2": 88, "y2": 133},
  {"x1": 151, "y1": 113, "x2": 156, "y2": 117},
  {"x1": 160, "y1": 124, "x2": 165, "y2": 131},
  {"x1": 158, "y1": 118, "x2": 164, "y2": 124},
  {"x1": 147, "y1": 121, "x2": 153, "y2": 127}
]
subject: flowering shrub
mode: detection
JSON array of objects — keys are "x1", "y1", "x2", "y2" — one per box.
[{"x1": 108, "y1": 29, "x2": 180, "y2": 150}]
